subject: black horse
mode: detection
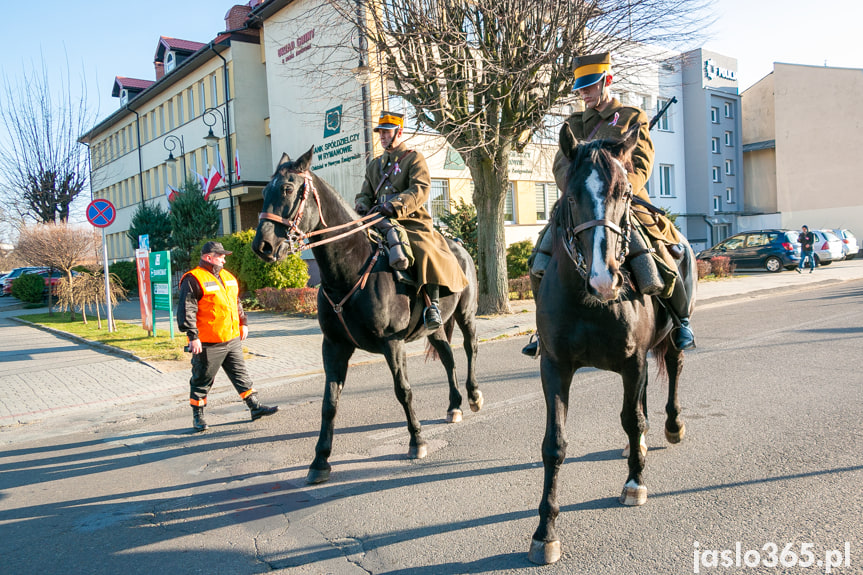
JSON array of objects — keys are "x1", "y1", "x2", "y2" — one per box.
[
  {"x1": 252, "y1": 149, "x2": 483, "y2": 484},
  {"x1": 528, "y1": 125, "x2": 692, "y2": 564}
]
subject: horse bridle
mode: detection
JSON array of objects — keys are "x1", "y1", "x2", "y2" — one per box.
[
  {"x1": 562, "y1": 181, "x2": 633, "y2": 281},
  {"x1": 258, "y1": 169, "x2": 384, "y2": 254}
]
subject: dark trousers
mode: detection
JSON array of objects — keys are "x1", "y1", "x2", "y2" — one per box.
[{"x1": 189, "y1": 337, "x2": 255, "y2": 405}]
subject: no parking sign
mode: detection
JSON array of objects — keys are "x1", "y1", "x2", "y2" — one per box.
[{"x1": 86, "y1": 199, "x2": 116, "y2": 228}]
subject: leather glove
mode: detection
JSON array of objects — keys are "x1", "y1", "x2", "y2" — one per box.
[
  {"x1": 371, "y1": 202, "x2": 396, "y2": 217},
  {"x1": 355, "y1": 203, "x2": 369, "y2": 216}
]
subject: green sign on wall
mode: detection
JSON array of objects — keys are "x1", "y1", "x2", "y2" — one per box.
[{"x1": 149, "y1": 250, "x2": 174, "y2": 339}]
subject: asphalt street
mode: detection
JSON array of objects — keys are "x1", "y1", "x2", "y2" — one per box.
[{"x1": 1, "y1": 261, "x2": 862, "y2": 573}]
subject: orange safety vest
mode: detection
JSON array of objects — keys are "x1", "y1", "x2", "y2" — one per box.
[{"x1": 184, "y1": 267, "x2": 241, "y2": 343}]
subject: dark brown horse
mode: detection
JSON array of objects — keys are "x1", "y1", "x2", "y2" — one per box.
[
  {"x1": 528, "y1": 124, "x2": 692, "y2": 564},
  {"x1": 252, "y1": 149, "x2": 483, "y2": 484}
]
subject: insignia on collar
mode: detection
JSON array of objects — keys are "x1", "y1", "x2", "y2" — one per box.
[{"x1": 609, "y1": 112, "x2": 620, "y2": 127}]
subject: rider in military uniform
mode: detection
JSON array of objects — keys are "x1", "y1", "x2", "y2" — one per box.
[
  {"x1": 522, "y1": 52, "x2": 695, "y2": 355},
  {"x1": 355, "y1": 111, "x2": 469, "y2": 330}
]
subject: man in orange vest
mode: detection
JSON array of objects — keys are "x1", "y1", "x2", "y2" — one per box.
[{"x1": 177, "y1": 241, "x2": 278, "y2": 431}]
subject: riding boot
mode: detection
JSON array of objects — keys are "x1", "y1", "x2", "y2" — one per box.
[
  {"x1": 666, "y1": 246, "x2": 696, "y2": 351},
  {"x1": 384, "y1": 227, "x2": 410, "y2": 271},
  {"x1": 245, "y1": 394, "x2": 279, "y2": 421},
  {"x1": 192, "y1": 406, "x2": 208, "y2": 432},
  {"x1": 521, "y1": 273, "x2": 543, "y2": 357},
  {"x1": 424, "y1": 284, "x2": 443, "y2": 330}
]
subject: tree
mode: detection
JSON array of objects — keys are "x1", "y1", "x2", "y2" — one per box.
[
  {"x1": 127, "y1": 202, "x2": 172, "y2": 252},
  {"x1": 0, "y1": 58, "x2": 94, "y2": 224},
  {"x1": 169, "y1": 179, "x2": 220, "y2": 273},
  {"x1": 329, "y1": 0, "x2": 709, "y2": 313},
  {"x1": 15, "y1": 223, "x2": 98, "y2": 316}
]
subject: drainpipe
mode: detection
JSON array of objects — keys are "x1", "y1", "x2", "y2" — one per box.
[
  {"x1": 126, "y1": 104, "x2": 146, "y2": 204},
  {"x1": 209, "y1": 43, "x2": 236, "y2": 233},
  {"x1": 702, "y1": 215, "x2": 715, "y2": 244}
]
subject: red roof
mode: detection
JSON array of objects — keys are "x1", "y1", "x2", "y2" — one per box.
[
  {"x1": 158, "y1": 36, "x2": 206, "y2": 56},
  {"x1": 115, "y1": 77, "x2": 155, "y2": 90}
]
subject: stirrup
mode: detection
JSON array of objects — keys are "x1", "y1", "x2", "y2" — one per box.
[
  {"x1": 521, "y1": 333, "x2": 540, "y2": 358},
  {"x1": 423, "y1": 304, "x2": 442, "y2": 330}
]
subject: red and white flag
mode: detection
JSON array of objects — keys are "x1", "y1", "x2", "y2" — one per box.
[
  {"x1": 193, "y1": 170, "x2": 207, "y2": 193},
  {"x1": 216, "y1": 148, "x2": 227, "y2": 178},
  {"x1": 165, "y1": 185, "x2": 179, "y2": 202},
  {"x1": 234, "y1": 149, "x2": 241, "y2": 181},
  {"x1": 205, "y1": 165, "x2": 223, "y2": 200}
]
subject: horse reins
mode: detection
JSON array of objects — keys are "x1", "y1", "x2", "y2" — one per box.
[{"x1": 257, "y1": 169, "x2": 386, "y2": 347}]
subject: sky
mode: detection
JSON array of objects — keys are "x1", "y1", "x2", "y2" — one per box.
[{"x1": 1, "y1": 0, "x2": 861, "y2": 122}]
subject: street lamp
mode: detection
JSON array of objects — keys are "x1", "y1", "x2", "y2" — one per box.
[
  {"x1": 202, "y1": 106, "x2": 235, "y2": 233},
  {"x1": 163, "y1": 134, "x2": 186, "y2": 177}
]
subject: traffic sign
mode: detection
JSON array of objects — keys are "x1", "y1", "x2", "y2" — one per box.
[{"x1": 86, "y1": 199, "x2": 116, "y2": 228}]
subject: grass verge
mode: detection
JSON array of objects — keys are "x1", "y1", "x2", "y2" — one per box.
[{"x1": 18, "y1": 312, "x2": 186, "y2": 361}]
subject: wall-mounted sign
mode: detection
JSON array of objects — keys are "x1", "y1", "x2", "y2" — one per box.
[
  {"x1": 312, "y1": 131, "x2": 362, "y2": 170},
  {"x1": 324, "y1": 105, "x2": 342, "y2": 138},
  {"x1": 278, "y1": 28, "x2": 316, "y2": 64},
  {"x1": 704, "y1": 59, "x2": 737, "y2": 82}
]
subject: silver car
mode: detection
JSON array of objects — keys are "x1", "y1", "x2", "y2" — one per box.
[
  {"x1": 830, "y1": 229, "x2": 859, "y2": 260},
  {"x1": 811, "y1": 230, "x2": 845, "y2": 266}
]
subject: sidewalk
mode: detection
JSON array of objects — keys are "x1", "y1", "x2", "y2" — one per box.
[{"x1": 2, "y1": 259, "x2": 863, "y2": 441}]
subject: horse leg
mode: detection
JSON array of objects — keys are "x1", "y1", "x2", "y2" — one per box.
[
  {"x1": 454, "y1": 307, "x2": 483, "y2": 413},
  {"x1": 426, "y1": 330, "x2": 463, "y2": 423},
  {"x1": 383, "y1": 340, "x2": 427, "y2": 459},
  {"x1": 529, "y1": 356, "x2": 575, "y2": 565},
  {"x1": 307, "y1": 338, "x2": 354, "y2": 484},
  {"x1": 619, "y1": 362, "x2": 649, "y2": 506},
  {"x1": 622, "y1": 379, "x2": 648, "y2": 458},
  {"x1": 663, "y1": 345, "x2": 686, "y2": 444}
]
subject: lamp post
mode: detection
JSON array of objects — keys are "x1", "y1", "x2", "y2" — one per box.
[
  {"x1": 163, "y1": 134, "x2": 186, "y2": 179},
  {"x1": 202, "y1": 107, "x2": 235, "y2": 233}
]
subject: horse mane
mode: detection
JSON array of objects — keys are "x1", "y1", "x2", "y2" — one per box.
[{"x1": 275, "y1": 158, "x2": 360, "y2": 227}]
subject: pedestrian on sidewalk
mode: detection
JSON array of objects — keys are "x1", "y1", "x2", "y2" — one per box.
[
  {"x1": 177, "y1": 241, "x2": 278, "y2": 431},
  {"x1": 797, "y1": 225, "x2": 816, "y2": 273}
]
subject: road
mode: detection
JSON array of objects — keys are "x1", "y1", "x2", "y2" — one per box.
[{"x1": 1, "y1": 281, "x2": 862, "y2": 574}]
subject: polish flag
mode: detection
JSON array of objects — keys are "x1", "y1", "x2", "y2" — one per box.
[
  {"x1": 165, "y1": 185, "x2": 179, "y2": 202},
  {"x1": 216, "y1": 148, "x2": 227, "y2": 178},
  {"x1": 194, "y1": 170, "x2": 207, "y2": 193},
  {"x1": 234, "y1": 149, "x2": 241, "y2": 181},
  {"x1": 205, "y1": 165, "x2": 223, "y2": 200}
]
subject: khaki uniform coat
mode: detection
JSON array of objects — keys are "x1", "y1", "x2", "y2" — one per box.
[
  {"x1": 356, "y1": 142, "x2": 468, "y2": 293},
  {"x1": 553, "y1": 98, "x2": 682, "y2": 246}
]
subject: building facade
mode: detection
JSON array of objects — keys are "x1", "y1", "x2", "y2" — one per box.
[{"x1": 742, "y1": 63, "x2": 863, "y2": 234}]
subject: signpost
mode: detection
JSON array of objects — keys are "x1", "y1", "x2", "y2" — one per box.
[
  {"x1": 86, "y1": 199, "x2": 116, "y2": 333},
  {"x1": 136, "y1": 249, "x2": 153, "y2": 334},
  {"x1": 149, "y1": 251, "x2": 174, "y2": 339}
]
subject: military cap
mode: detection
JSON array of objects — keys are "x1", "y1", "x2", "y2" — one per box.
[
  {"x1": 572, "y1": 52, "x2": 612, "y2": 91},
  {"x1": 373, "y1": 111, "x2": 404, "y2": 132}
]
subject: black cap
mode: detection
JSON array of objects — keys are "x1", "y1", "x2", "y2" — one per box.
[{"x1": 202, "y1": 241, "x2": 232, "y2": 255}]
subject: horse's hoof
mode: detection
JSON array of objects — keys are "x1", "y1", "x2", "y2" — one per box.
[
  {"x1": 408, "y1": 444, "x2": 428, "y2": 459},
  {"x1": 469, "y1": 391, "x2": 484, "y2": 412},
  {"x1": 446, "y1": 409, "x2": 463, "y2": 423},
  {"x1": 528, "y1": 539, "x2": 561, "y2": 565},
  {"x1": 665, "y1": 422, "x2": 686, "y2": 444},
  {"x1": 619, "y1": 481, "x2": 647, "y2": 506},
  {"x1": 306, "y1": 468, "x2": 330, "y2": 484},
  {"x1": 622, "y1": 433, "x2": 647, "y2": 458}
]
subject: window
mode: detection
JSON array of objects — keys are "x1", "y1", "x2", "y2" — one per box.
[
  {"x1": 720, "y1": 236, "x2": 744, "y2": 250},
  {"x1": 712, "y1": 167, "x2": 721, "y2": 182},
  {"x1": 428, "y1": 179, "x2": 450, "y2": 224},
  {"x1": 535, "y1": 182, "x2": 559, "y2": 221},
  {"x1": 726, "y1": 187, "x2": 734, "y2": 204},
  {"x1": 745, "y1": 233, "x2": 770, "y2": 248},
  {"x1": 504, "y1": 183, "x2": 515, "y2": 223},
  {"x1": 724, "y1": 102, "x2": 733, "y2": 118},
  {"x1": 711, "y1": 138, "x2": 720, "y2": 153},
  {"x1": 656, "y1": 98, "x2": 671, "y2": 131},
  {"x1": 659, "y1": 164, "x2": 674, "y2": 197},
  {"x1": 710, "y1": 107, "x2": 719, "y2": 123},
  {"x1": 200, "y1": 82, "x2": 207, "y2": 112},
  {"x1": 177, "y1": 93, "x2": 185, "y2": 124},
  {"x1": 725, "y1": 131, "x2": 734, "y2": 146},
  {"x1": 212, "y1": 74, "x2": 219, "y2": 107},
  {"x1": 725, "y1": 159, "x2": 734, "y2": 175},
  {"x1": 641, "y1": 94, "x2": 651, "y2": 111},
  {"x1": 188, "y1": 87, "x2": 196, "y2": 118},
  {"x1": 713, "y1": 195, "x2": 721, "y2": 212},
  {"x1": 165, "y1": 52, "x2": 176, "y2": 74}
]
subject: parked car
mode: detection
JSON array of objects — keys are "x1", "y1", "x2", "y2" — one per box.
[
  {"x1": 696, "y1": 230, "x2": 800, "y2": 273},
  {"x1": 811, "y1": 230, "x2": 844, "y2": 266},
  {"x1": 0, "y1": 266, "x2": 46, "y2": 296},
  {"x1": 830, "y1": 228, "x2": 858, "y2": 260}
]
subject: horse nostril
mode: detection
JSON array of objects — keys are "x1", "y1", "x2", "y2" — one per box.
[{"x1": 259, "y1": 241, "x2": 273, "y2": 256}]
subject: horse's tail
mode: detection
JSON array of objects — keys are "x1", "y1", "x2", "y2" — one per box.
[
  {"x1": 652, "y1": 339, "x2": 669, "y2": 383},
  {"x1": 424, "y1": 315, "x2": 456, "y2": 362}
]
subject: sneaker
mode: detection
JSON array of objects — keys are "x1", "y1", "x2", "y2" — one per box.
[
  {"x1": 809, "y1": 269, "x2": 813, "y2": 273},
  {"x1": 796, "y1": 268, "x2": 801, "y2": 274},
  {"x1": 424, "y1": 304, "x2": 443, "y2": 330}
]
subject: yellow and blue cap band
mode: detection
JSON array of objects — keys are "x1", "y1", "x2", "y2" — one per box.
[
  {"x1": 374, "y1": 113, "x2": 404, "y2": 131},
  {"x1": 573, "y1": 63, "x2": 611, "y2": 91}
]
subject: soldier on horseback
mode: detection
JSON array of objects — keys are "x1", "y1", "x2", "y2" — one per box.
[
  {"x1": 355, "y1": 111, "x2": 469, "y2": 330},
  {"x1": 523, "y1": 52, "x2": 696, "y2": 355}
]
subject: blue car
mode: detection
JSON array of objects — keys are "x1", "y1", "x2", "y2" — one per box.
[{"x1": 696, "y1": 230, "x2": 800, "y2": 273}]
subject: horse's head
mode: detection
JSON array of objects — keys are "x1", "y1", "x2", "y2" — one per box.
[
  {"x1": 252, "y1": 147, "x2": 320, "y2": 262},
  {"x1": 557, "y1": 122, "x2": 638, "y2": 303}
]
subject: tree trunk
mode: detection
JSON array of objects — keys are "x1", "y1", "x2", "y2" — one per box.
[{"x1": 465, "y1": 149, "x2": 512, "y2": 315}]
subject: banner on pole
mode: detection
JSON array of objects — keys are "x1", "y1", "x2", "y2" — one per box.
[{"x1": 136, "y1": 249, "x2": 153, "y2": 333}]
